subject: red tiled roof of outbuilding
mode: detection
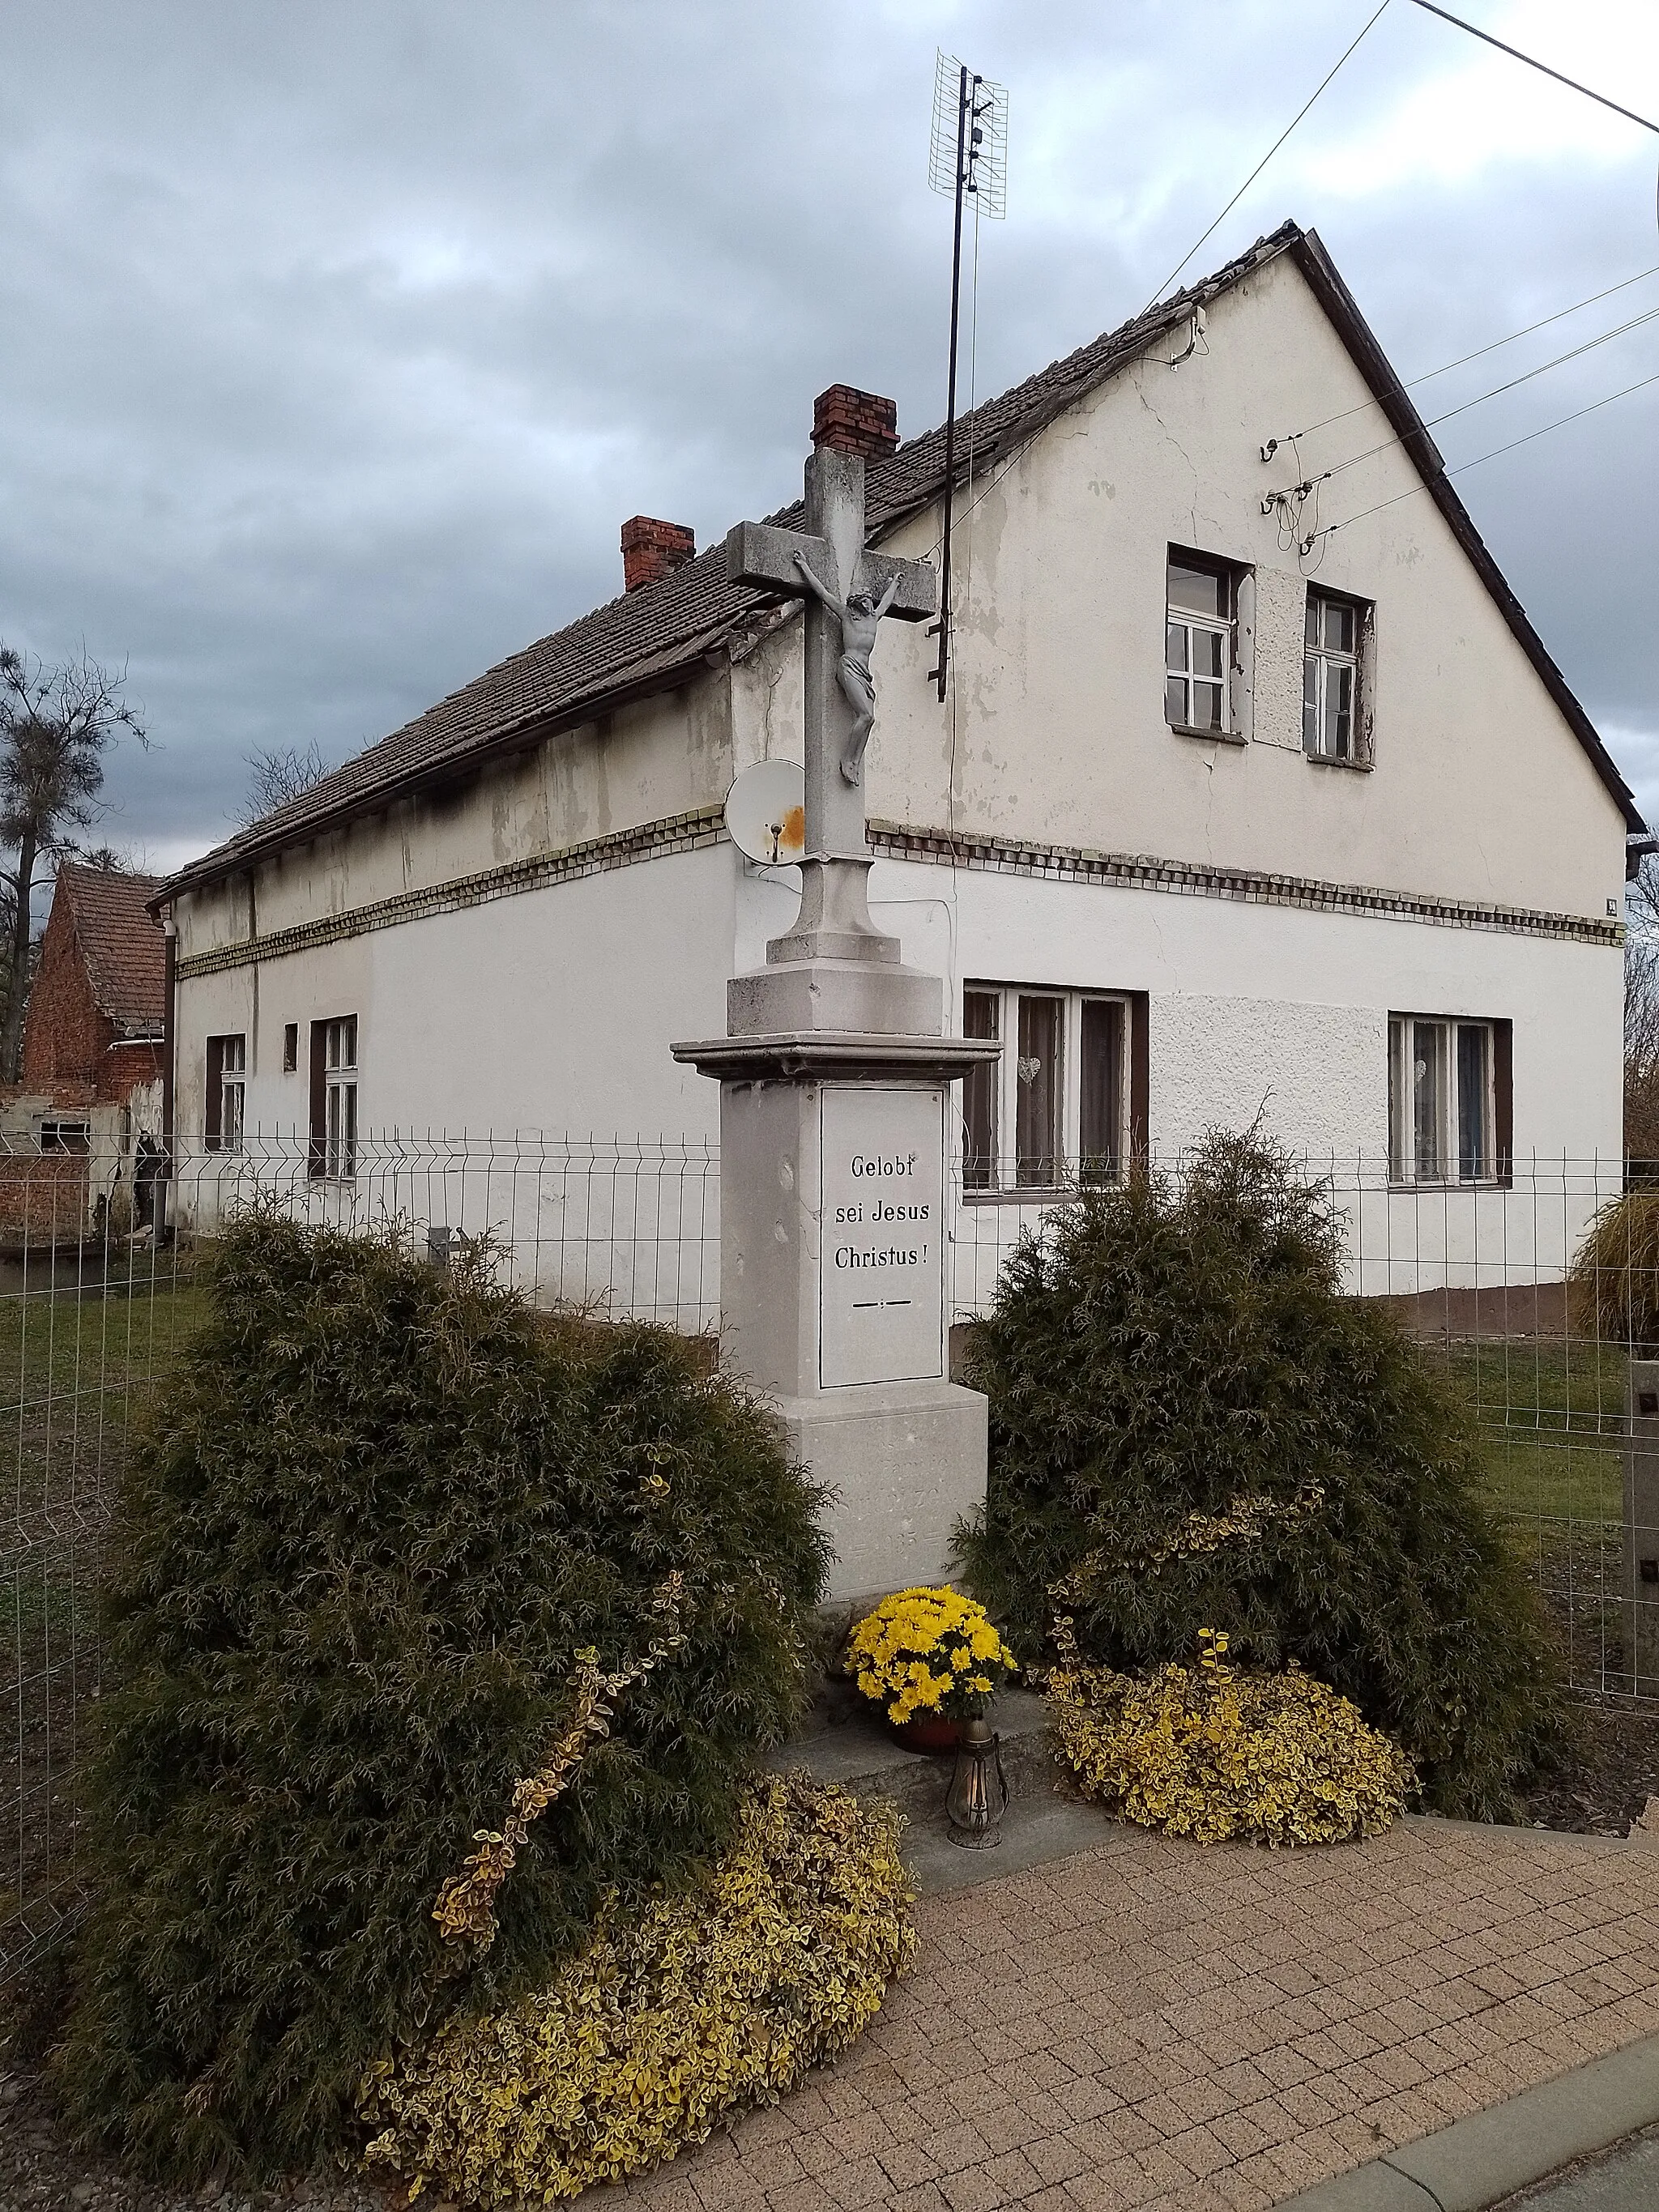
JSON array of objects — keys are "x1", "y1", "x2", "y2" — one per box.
[{"x1": 55, "y1": 863, "x2": 166, "y2": 1034}]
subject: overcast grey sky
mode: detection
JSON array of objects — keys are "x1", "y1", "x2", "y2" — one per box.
[{"x1": 2, "y1": 0, "x2": 1657, "y2": 876}]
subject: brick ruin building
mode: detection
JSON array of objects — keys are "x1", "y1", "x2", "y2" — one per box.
[{"x1": 1, "y1": 863, "x2": 167, "y2": 1243}]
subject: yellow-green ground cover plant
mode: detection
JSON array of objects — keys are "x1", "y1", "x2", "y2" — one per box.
[
  {"x1": 957, "y1": 1130, "x2": 1565, "y2": 1819},
  {"x1": 359, "y1": 1775, "x2": 915, "y2": 2203},
  {"x1": 1049, "y1": 1626, "x2": 1416, "y2": 1844},
  {"x1": 845, "y1": 1585, "x2": 1017, "y2": 1724},
  {"x1": 58, "y1": 1214, "x2": 829, "y2": 2186}
]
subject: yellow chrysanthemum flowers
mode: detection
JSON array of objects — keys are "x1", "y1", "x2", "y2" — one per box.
[
  {"x1": 1048, "y1": 1626, "x2": 1416, "y2": 1847},
  {"x1": 844, "y1": 1586, "x2": 1017, "y2": 1724}
]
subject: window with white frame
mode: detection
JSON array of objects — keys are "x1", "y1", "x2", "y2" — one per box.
[
  {"x1": 309, "y1": 1014, "x2": 358, "y2": 1178},
  {"x1": 1303, "y1": 590, "x2": 1366, "y2": 761},
  {"x1": 206, "y1": 1033, "x2": 246, "y2": 1153},
  {"x1": 1388, "y1": 1014, "x2": 1506, "y2": 1183},
  {"x1": 962, "y1": 984, "x2": 1131, "y2": 1193},
  {"x1": 1166, "y1": 553, "x2": 1238, "y2": 735}
]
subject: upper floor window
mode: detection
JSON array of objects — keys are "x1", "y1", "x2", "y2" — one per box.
[
  {"x1": 1166, "y1": 553, "x2": 1239, "y2": 737},
  {"x1": 1304, "y1": 590, "x2": 1367, "y2": 763},
  {"x1": 962, "y1": 983, "x2": 1141, "y2": 1195},
  {"x1": 205, "y1": 1033, "x2": 246, "y2": 1153},
  {"x1": 309, "y1": 1015, "x2": 357, "y2": 1179},
  {"x1": 1388, "y1": 1014, "x2": 1510, "y2": 1185}
]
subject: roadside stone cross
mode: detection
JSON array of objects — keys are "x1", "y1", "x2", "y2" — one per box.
[
  {"x1": 725, "y1": 386, "x2": 934, "y2": 962},
  {"x1": 675, "y1": 385, "x2": 993, "y2": 1602}
]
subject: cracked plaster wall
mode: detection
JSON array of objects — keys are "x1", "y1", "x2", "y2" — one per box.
[{"x1": 849, "y1": 249, "x2": 1625, "y2": 923}]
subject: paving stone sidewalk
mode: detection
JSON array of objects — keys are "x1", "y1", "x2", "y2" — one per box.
[{"x1": 616, "y1": 1815, "x2": 1659, "y2": 2212}]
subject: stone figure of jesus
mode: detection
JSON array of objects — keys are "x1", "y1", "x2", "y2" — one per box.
[{"x1": 792, "y1": 551, "x2": 901, "y2": 787}]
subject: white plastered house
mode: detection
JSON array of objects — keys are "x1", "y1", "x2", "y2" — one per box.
[{"x1": 153, "y1": 224, "x2": 1648, "y2": 1311}]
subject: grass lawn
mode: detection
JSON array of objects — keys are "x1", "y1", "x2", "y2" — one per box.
[
  {"x1": 0, "y1": 1264, "x2": 211, "y2": 1521},
  {"x1": 3, "y1": 1265, "x2": 212, "y2": 1967},
  {"x1": 1429, "y1": 1338, "x2": 1624, "y2": 1534}
]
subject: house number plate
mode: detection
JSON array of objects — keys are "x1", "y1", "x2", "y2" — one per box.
[{"x1": 819, "y1": 1085, "x2": 946, "y2": 1390}]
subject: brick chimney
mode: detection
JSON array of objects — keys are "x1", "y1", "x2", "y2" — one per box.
[
  {"x1": 812, "y1": 384, "x2": 899, "y2": 460},
  {"x1": 621, "y1": 514, "x2": 696, "y2": 593}
]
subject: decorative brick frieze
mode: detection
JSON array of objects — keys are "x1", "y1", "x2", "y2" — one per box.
[
  {"x1": 176, "y1": 805, "x2": 1621, "y2": 985},
  {"x1": 865, "y1": 820, "x2": 1623, "y2": 948}
]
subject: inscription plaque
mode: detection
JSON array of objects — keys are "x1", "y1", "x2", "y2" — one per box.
[{"x1": 819, "y1": 1085, "x2": 946, "y2": 1390}]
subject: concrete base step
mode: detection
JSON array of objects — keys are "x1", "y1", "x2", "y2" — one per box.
[{"x1": 768, "y1": 1685, "x2": 1059, "y2": 1818}]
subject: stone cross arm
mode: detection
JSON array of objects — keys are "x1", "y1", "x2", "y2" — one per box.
[{"x1": 724, "y1": 521, "x2": 935, "y2": 621}]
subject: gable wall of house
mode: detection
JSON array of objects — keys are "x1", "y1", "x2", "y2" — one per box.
[
  {"x1": 22, "y1": 895, "x2": 113, "y2": 1090},
  {"x1": 732, "y1": 251, "x2": 1624, "y2": 924}
]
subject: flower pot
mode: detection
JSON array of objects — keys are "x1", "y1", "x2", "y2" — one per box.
[{"x1": 890, "y1": 1714, "x2": 963, "y2": 1754}]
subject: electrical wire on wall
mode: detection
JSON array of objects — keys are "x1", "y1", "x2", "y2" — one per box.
[
  {"x1": 1261, "y1": 298, "x2": 1659, "y2": 512},
  {"x1": 1264, "y1": 262, "x2": 1659, "y2": 451},
  {"x1": 1298, "y1": 365, "x2": 1659, "y2": 556}
]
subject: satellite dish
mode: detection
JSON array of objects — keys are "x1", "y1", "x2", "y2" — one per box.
[{"x1": 724, "y1": 759, "x2": 807, "y2": 866}]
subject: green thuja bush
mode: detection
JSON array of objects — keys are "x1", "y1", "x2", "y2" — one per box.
[
  {"x1": 957, "y1": 1129, "x2": 1563, "y2": 1819},
  {"x1": 59, "y1": 1213, "x2": 827, "y2": 2184}
]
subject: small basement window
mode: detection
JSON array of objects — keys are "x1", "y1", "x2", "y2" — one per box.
[{"x1": 38, "y1": 1120, "x2": 90, "y2": 1155}]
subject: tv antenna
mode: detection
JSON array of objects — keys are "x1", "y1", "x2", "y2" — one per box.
[{"x1": 928, "y1": 51, "x2": 1007, "y2": 701}]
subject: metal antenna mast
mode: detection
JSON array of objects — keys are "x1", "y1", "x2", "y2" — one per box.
[{"x1": 928, "y1": 53, "x2": 1007, "y2": 701}]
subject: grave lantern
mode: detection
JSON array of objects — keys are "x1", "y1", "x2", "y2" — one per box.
[{"x1": 946, "y1": 1715, "x2": 1008, "y2": 1848}]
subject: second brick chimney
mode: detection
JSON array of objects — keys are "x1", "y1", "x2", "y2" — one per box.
[
  {"x1": 621, "y1": 514, "x2": 696, "y2": 594},
  {"x1": 812, "y1": 384, "x2": 899, "y2": 460}
]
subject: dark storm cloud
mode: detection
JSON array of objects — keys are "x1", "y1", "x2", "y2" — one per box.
[{"x1": 2, "y1": 0, "x2": 1656, "y2": 869}]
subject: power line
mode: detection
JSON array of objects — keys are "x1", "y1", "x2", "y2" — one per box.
[
  {"x1": 1409, "y1": 0, "x2": 1659, "y2": 135},
  {"x1": 1144, "y1": 0, "x2": 1393, "y2": 310},
  {"x1": 1270, "y1": 299, "x2": 1659, "y2": 501},
  {"x1": 928, "y1": 4, "x2": 1397, "y2": 567},
  {"x1": 1301, "y1": 367, "x2": 1659, "y2": 552},
  {"x1": 1269, "y1": 262, "x2": 1659, "y2": 449}
]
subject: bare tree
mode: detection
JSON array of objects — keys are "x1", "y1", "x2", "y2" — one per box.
[
  {"x1": 237, "y1": 741, "x2": 330, "y2": 829},
  {"x1": 0, "y1": 646, "x2": 147, "y2": 1080}
]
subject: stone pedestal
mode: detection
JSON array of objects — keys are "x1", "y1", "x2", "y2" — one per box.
[
  {"x1": 675, "y1": 1031, "x2": 996, "y2": 1603},
  {"x1": 1626, "y1": 1361, "x2": 1659, "y2": 1695}
]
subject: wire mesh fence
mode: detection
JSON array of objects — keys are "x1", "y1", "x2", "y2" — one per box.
[{"x1": 2, "y1": 1132, "x2": 1654, "y2": 1992}]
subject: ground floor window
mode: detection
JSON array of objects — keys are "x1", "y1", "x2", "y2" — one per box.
[
  {"x1": 206, "y1": 1033, "x2": 246, "y2": 1152},
  {"x1": 37, "y1": 1119, "x2": 90, "y2": 1154},
  {"x1": 962, "y1": 982, "x2": 1145, "y2": 1193},
  {"x1": 1388, "y1": 1013, "x2": 1510, "y2": 1183},
  {"x1": 309, "y1": 1014, "x2": 358, "y2": 1178}
]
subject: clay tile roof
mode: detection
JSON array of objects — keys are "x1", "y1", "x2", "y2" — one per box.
[
  {"x1": 57, "y1": 863, "x2": 167, "y2": 1034},
  {"x1": 154, "y1": 219, "x2": 1641, "y2": 906}
]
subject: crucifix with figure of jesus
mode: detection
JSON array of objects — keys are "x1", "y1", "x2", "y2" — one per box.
[{"x1": 724, "y1": 386, "x2": 936, "y2": 968}]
